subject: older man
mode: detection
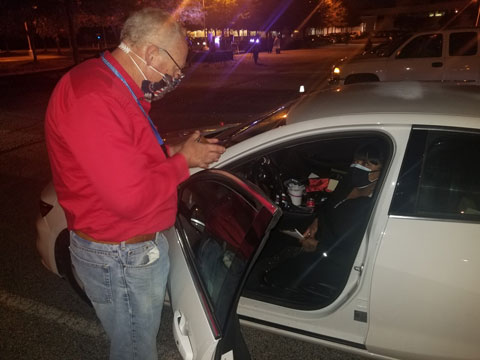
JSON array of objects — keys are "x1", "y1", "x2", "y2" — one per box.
[{"x1": 45, "y1": 8, "x2": 225, "y2": 360}]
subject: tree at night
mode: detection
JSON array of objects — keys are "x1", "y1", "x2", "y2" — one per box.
[
  {"x1": 34, "y1": 8, "x2": 68, "y2": 54},
  {"x1": 0, "y1": 0, "x2": 24, "y2": 52},
  {"x1": 0, "y1": 0, "x2": 353, "y2": 58},
  {"x1": 241, "y1": 0, "x2": 348, "y2": 32}
]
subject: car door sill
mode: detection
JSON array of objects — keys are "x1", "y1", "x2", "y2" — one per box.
[{"x1": 238, "y1": 314, "x2": 366, "y2": 349}]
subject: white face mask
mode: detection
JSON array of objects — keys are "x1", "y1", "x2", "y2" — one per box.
[{"x1": 118, "y1": 42, "x2": 183, "y2": 102}]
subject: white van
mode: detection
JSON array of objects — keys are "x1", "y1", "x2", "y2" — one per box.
[{"x1": 330, "y1": 28, "x2": 480, "y2": 85}]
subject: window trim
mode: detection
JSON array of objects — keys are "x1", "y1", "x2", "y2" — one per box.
[{"x1": 389, "y1": 214, "x2": 480, "y2": 225}]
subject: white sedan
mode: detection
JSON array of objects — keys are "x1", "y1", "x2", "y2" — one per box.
[{"x1": 36, "y1": 82, "x2": 480, "y2": 360}]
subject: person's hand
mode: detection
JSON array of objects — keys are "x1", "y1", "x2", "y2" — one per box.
[
  {"x1": 299, "y1": 218, "x2": 319, "y2": 252},
  {"x1": 177, "y1": 131, "x2": 226, "y2": 169},
  {"x1": 299, "y1": 237, "x2": 318, "y2": 252},
  {"x1": 302, "y1": 217, "x2": 318, "y2": 240}
]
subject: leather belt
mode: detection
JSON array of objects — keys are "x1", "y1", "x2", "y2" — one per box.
[{"x1": 74, "y1": 230, "x2": 156, "y2": 245}]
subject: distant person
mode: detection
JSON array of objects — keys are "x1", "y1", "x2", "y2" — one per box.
[
  {"x1": 273, "y1": 36, "x2": 281, "y2": 54},
  {"x1": 186, "y1": 35, "x2": 194, "y2": 67},
  {"x1": 267, "y1": 33, "x2": 273, "y2": 53},
  {"x1": 252, "y1": 38, "x2": 260, "y2": 64},
  {"x1": 364, "y1": 35, "x2": 373, "y2": 53},
  {"x1": 209, "y1": 38, "x2": 216, "y2": 53},
  {"x1": 45, "y1": 8, "x2": 225, "y2": 360}
]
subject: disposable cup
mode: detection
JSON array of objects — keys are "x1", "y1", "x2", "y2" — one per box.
[{"x1": 287, "y1": 184, "x2": 305, "y2": 206}]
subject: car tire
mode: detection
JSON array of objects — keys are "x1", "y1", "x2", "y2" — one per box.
[
  {"x1": 344, "y1": 74, "x2": 380, "y2": 85},
  {"x1": 54, "y1": 229, "x2": 91, "y2": 305}
]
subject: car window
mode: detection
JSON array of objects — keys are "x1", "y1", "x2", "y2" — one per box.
[
  {"x1": 396, "y1": 33, "x2": 443, "y2": 58},
  {"x1": 373, "y1": 34, "x2": 411, "y2": 57},
  {"x1": 228, "y1": 134, "x2": 391, "y2": 310},
  {"x1": 390, "y1": 128, "x2": 480, "y2": 221},
  {"x1": 177, "y1": 178, "x2": 271, "y2": 333},
  {"x1": 449, "y1": 32, "x2": 478, "y2": 56}
]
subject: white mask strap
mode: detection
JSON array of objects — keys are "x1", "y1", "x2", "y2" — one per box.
[
  {"x1": 128, "y1": 55, "x2": 147, "y2": 80},
  {"x1": 118, "y1": 41, "x2": 166, "y2": 79},
  {"x1": 350, "y1": 163, "x2": 372, "y2": 172},
  {"x1": 118, "y1": 42, "x2": 131, "y2": 54}
]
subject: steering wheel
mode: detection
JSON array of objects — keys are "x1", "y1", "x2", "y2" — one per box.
[{"x1": 247, "y1": 156, "x2": 284, "y2": 199}]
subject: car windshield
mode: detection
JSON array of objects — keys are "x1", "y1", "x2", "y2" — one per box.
[{"x1": 205, "y1": 102, "x2": 293, "y2": 147}]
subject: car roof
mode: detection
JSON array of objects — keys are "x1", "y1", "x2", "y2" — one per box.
[{"x1": 287, "y1": 82, "x2": 480, "y2": 129}]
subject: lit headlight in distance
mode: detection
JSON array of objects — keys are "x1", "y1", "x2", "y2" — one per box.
[{"x1": 333, "y1": 67, "x2": 341, "y2": 74}]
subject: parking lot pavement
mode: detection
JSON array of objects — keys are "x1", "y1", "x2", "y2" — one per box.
[
  {"x1": 0, "y1": 49, "x2": 102, "y2": 76},
  {"x1": 151, "y1": 46, "x2": 364, "y2": 132},
  {"x1": 0, "y1": 52, "x2": 72, "y2": 76}
]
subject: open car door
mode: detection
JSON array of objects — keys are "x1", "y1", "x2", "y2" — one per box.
[{"x1": 166, "y1": 169, "x2": 281, "y2": 360}]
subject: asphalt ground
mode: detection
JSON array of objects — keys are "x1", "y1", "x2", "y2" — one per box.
[{"x1": 152, "y1": 47, "x2": 361, "y2": 134}]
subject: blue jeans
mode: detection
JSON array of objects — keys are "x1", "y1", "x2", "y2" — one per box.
[{"x1": 69, "y1": 231, "x2": 170, "y2": 360}]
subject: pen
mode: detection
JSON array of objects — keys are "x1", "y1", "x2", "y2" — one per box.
[{"x1": 294, "y1": 228, "x2": 305, "y2": 239}]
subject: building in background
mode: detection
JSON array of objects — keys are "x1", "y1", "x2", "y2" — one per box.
[{"x1": 361, "y1": 0, "x2": 479, "y2": 33}]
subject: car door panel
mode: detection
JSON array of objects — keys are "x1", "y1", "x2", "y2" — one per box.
[
  {"x1": 443, "y1": 31, "x2": 479, "y2": 84},
  {"x1": 367, "y1": 218, "x2": 480, "y2": 360},
  {"x1": 167, "y1": 169, "x2": 281, "y2": 360},
  {"x1": 387, "y1": 33, "x2": 444, "y2": 82},
  {"x1": 386, "y1": 58, "x2": 444, "y2": 81},
  {"x1": 367, "y1": 127, "x2": 480, "y2": 360},
  {"x1": 443, "y1": 57, "x2": 478, "y2": 83}
]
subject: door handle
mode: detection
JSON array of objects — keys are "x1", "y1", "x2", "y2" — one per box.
[
  {"x1": 173, "y1": 310, "x2": 193, "y2": 360},
  {"x1": 432, "y1": 62, "x2": 443, "y2": 68},
  {"x1": 190, "y1": 217, "x2": 205, "y2": 232}
]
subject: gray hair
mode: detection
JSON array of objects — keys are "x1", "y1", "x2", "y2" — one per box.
[{"x1": 120, "y1": 8, "x2": 184, "y2": 47}]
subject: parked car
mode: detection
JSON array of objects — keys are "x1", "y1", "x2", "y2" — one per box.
[
  {"x1": 37, "y1": 82, "x2": 480, "y2": 360},
  {"x1": 368, "y1": 30, "x2": 409, "y2": 45},
  {"x1": 330, "y1": 28, "x2": 480, "y2": 85}
]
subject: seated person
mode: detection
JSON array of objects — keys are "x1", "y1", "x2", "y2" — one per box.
[{"x1": 263, "y1": 142, "x2": 385, "y2": 293}]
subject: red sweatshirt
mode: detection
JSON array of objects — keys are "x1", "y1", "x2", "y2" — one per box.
[{"x1": 45, "y1": 51, "x2": 189, "y2": 242}]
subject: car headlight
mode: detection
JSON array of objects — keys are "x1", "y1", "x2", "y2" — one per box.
[{"x1": 333, "y1": 67, "x2": 341, "y2": 75}]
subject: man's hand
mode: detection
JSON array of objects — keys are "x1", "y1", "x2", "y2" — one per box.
[
  {"x1": 177, "y1": 131, "x2": 226, "y2": 169},
  {"x1": 299, "y1": 217, "x2": 319, "y2": 252},
  {"x1": 302, "y1": 217, "x2": 318, "y2": 240},
  {"x1": 299, "y1": 237, "x2": 318, "y2": 252}
]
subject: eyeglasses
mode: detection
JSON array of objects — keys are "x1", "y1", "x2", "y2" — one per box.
[{"x1": 157, "y1": 47, "x2": 183, "y2": 72}]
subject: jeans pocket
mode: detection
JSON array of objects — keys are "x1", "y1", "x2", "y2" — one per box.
[
  {"x1": 126, "y1": 241, "x2": 162, "y2": 268},
  {"x1": 70, "y1": 248, "x2": 113, "y2": 304}
]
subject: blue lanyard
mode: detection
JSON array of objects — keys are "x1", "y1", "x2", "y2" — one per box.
[{"x1": 100, "y1": 53, "x2": 169, "y2": 156}]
